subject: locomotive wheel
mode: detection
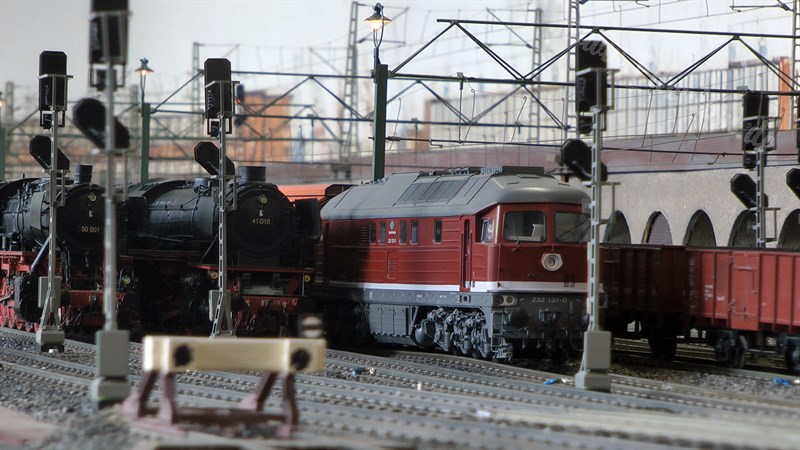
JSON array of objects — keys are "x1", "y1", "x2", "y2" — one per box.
[
  {"x1": 715, "y1": 336, "x2": 746, "y2": 368},
  {"x1": 714, "y1": 338, "x2": 735, "y2": 366},
  {"x1": 550, "y1": 348, "x2": 569, "y2": 365},
  {"x1": 449, "y1": 335, "x2": 466, "y2": 356},
  {"x1": 648, "y1": 334, "x2": 677, "y2": 361},
  {"x1": 785, "y1": 342, "x2": 800, "y2": 375}
]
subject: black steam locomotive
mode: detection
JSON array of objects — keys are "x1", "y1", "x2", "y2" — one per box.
[
  {"x1": 0, "y1": 159, "x2": 319, "y2": 337},
  {"x1": 120, "y1": 165, "x2": 320, "y2": 335},
  {"x1": 0, "y1": 164, "x2": 120, "y2": 330}
]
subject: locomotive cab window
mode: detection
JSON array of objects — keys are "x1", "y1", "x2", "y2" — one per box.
[
  {"x1": 503, "y1": 211, "x2": 545, "y2": 242},
  {"x1": 433, "y1": 220, "x2": 443, "y2": 243},
  {"x1": 480, "y1": 219, "x2": 494, "y2": 243},
  {"x1": 369, "y1": 223, "x2": 377, "y2": 244},
  {"x1": 555, "y1": 212, "x2": 590, "y2": 243},
  {"x1": 411, "y1": 221, "x2": 419, "y2": 244},
  {"x1": 400, "y1": 221, "x2": 407, "y2": 244},
  {"x1": 379, "y1": 222, "x2": 387, "y2": 244}
]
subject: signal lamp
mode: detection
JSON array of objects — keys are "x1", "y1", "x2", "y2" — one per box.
[
  {"x1": 730, "y1": 173, "x2": 768, "y2": 208},
  {"x1": 741, "y1": 91, "x2": 769, "y2": 156},
  {"x1": 559, "y1": 138, "x2": 608, "y2": 182},
  {"x1": 38, "y1": 51, "x2": 69, "y2": 129},
  {"x1": 29, "y1": 135, "x2": 70, "y2": 171},
  {"x1": 575, "y1": 40, "x2": 607, "y2": 114},
  {"x1": 73, "y1": 98, "x2": 130, "y2": 149},
  {"x1": 89, "y1": 0, "x2": 129, "y2": 66},
  {"x1": 787, "y1": 168, "x2": 800, "y2": 200},
  {"x1": 194, "y1": 141, "x2": 235, "y2": 177},
  {"x1": 203, "y1": 58, "x2": 235, "y2": 137}
]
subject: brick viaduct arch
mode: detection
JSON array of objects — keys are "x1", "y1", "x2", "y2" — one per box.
[{"x1": 583, "y1": 167, "x2": 799, "y2": 248}]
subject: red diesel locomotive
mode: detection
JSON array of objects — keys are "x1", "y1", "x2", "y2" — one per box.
[{"x1": 315, "y1": 167, "x2": 590, "y2": 361}]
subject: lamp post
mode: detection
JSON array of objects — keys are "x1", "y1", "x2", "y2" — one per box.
[
  {"x1": 135, "y1": 58, "x2": 153, "y2": 105},
  {"x1": 365, "y1": 3, "x2": 390, "y2": 181},
  {"x1": 134, "y1": 58, "x2": 153, "y2": 181}
]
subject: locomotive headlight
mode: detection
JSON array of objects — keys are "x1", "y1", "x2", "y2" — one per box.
[
  {"x1": 121, "y1": 275, "x2": 131, "y2": 286},
  {"x1": 493, "y1": 295, "x2": 517, "y2": 306},
  {"x1": 210, "y1": 271, "x2": 219, "y2": 280},
  {"x1": 259, "y1": 195, "x2": 268, "y2": 204},
  {"x1": 541, "y1": 253, "x2": 563, "y2": 272},
  {"x1": 88, "y1": 193, "x2": 97, "y2": 202},
  {"x1": 303, "y1": 275, "x2": 311, "y2": 283}
]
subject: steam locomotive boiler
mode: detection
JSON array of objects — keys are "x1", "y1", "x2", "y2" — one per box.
[
  {"x1": 123, "y1": 166, "x2": 320, "y2": 335},
  {"x1": 0, "y1": 165, "x2": 132, "y2": 331}
]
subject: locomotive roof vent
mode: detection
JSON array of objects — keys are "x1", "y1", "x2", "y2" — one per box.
[
  {"x1": 423, "y1": 166, "x2": 547, "y2": 178},
  {"x1": 480, "y1": 166, "x2": 545, "y2": 176},
  {"x1": 240, "y1": 165, "x2": 267, "y2": 183},
  {"x1": 429, "y1": 167, "x2": 482, "y2": 176},
  {"x1": 74, "y1": 164, "x2": 93, "y2": 184}
]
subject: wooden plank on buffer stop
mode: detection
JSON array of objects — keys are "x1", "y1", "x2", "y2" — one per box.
[
  {"x1": 123, "y1": 336, "x2": 326, "y2": 438},
  {"x1": 143, "y1": 336, "x2": 325, "y2": 372}
]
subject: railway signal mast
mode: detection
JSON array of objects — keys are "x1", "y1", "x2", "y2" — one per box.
[
  {"x1": 573, "y1": 40, "x2": 616, "y2": 392},
  {"x1": 202, "y1": 58, "x2": 239, "y2": 337},
  {"x1": 85, "y1": 0, "x2": 132, "y2": 408},
  {"x1": 735, "y1": 91, "x2": 777, "y2": 248},
  {"x1": 34, "y1": 51, "x2": 71, "y2": 353}
]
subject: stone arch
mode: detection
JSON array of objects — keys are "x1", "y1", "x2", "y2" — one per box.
[
  {"x1": 778, "y1": 209, "x2": 800, "y2": 249},
  {"x1": 643, "y1": 211, "x2": 673, "y2": 245},
  {"x1": 683, "y1": 210, "x2": 716, "y2": 247},
  {"x1": 728, "y1": 211, "x2": 757, "y2": 248},
  {"x1": 604, "y1": 211, "x2": 631, "y2": 244}
]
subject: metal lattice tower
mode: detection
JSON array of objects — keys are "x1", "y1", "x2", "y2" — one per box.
[
  {"x1": 340, "y1": 1, "x2": 361, "y2": 178},
  {"x1": 565, "y1": 0, "x2": 581, "y2": 140},
  {"x1": 529, "y1": 8, "x2": 543, "y2": 144},
  {"x1": 192, "y1": 42, "x2": 202, "y2": 133},
  {"x1": 792, "y1": 0, "x2": 799, "y2": 124}
]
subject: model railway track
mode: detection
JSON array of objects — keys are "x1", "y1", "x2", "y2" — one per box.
[
  {"x1": 2, "y1": 328, "x2": 798, "y2": 449},
  {"x1": 329, "y1": 349, "x2": 799, "y2": 417},
  {"x1": 0, "y1": 335, "x2": 685, "y2": 448},
  {"x1": 613, "y1": 339, "x2": 791, "y2": 379}
]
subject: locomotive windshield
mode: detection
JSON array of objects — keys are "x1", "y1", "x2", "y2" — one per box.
[
  {"x1": 503, "y1": 211, "x2": 545, "y2": 242},
  {"x1": 555, "y1": 212, "x2": 590, "y2": 243}
]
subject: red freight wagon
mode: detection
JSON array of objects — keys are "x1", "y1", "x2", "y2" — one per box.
[
  {"x1": 315, "y1": 167, "x2": 590, "y2": 361},
  {"x1": 687, "y1": 248, "x2": 800, "y2": 370},
  {"x1": 601, "y1": 245, "x2": 689, "y2": 358},
  {"x1": 603, "y1": 244, "x2": 800, "y2": 372}
]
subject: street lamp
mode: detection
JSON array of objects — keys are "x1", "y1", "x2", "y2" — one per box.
[
  {"x1": 365, "y1": 2, "x2": 391, "y2": 60},
  {"x1": 134, "y1": 58, "x2": 153, "y2": 105},
  {"x1": 365, "y1": 3, "x2": 391, "y2": 181},
  {"x1": 135, "y1": 58, "x2": 153, "y2": 182}
]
